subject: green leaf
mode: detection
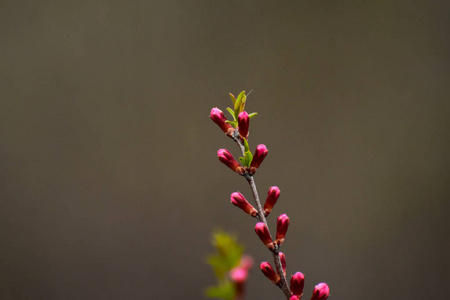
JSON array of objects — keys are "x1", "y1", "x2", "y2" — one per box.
[
  {"x1": 205, "y1": 282, "x2": 235, "y2": 300},
  {"x1": 248, "y1": 112, "x2": 258, "y2": 119},
  {"x1": 240, "y1": 93, "x2": 247, "y2": 112},
  {"x1": 235, "y1": 91, "x2": 245, "y2": 108},
  {"x1": 239, "y1": 157, "x2": 246, "y2": 165},
  {"x1": 206, "y1": 231, "x2": 244, "y2": 279},
  {"x1": 205, "y1": 286, "x2": 224, "y2": 298},
  {"x1": 207, "y1": 255, "x2": 229, "y2": 279},
  {"x1": 243, "y1": 138, "x2": 250, "y2": 152},
  {"x1": 234, "y1": 91, "x2": 246, "y2": 116},
  {"x1": 244, "y1": 151, "x2": 253, "y2": 167},
  {"x1": 226, "y1": 107, "x2": 236, "y2": 121},
  {"x1": 225, "y1": 120, "x2": 237, "y2": 128},
  {"x1": 229, "y1": 93, "x2": 236, "y2": 106}
]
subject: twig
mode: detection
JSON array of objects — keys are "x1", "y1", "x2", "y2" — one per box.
[{"x1": 233, "y1": 131, "x2": 291, "y2": 299}]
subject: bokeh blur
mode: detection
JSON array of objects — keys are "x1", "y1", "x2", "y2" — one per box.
[{"x1": 1, "y1": 1, "x2": 449, "y2": 299}]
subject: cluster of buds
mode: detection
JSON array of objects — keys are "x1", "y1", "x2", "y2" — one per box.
[
  {"x1": 216, "y1": 144, "x2": 268, "y2": 176},
  {"x1": 262, "y1": 262, "x2": 330, "y2": 300},
  {"x1": 259, "y1": 252, "x2": 285, "y2": 286},
  {"x1": 253, "y1": 212, "x2": 290, "y2": 251},
  {"x1": 211, "y1": 91, "x2": 330, "y2": 300},
  {"x1": 210, "y1": 92, "x2": 268, "y2": 177}
]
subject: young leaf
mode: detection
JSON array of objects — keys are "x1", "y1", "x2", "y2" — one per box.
[
  {"x1": 234, "y1": 91, "x2": 246, "y2": 115},
  {"x1": 235, "y1": 91, "x2": 245, "y2": 107},
  {"x1": 243, "y1": 138, "x2": 250, "y2": 152},
  {"x1": 244, "y1": 151, "x2": 253, "y2": 167},
  {"x1": 205, "y1": 282, "x2": 235, "y2": 300},
  {"x1": 226, "y1": 107, "x2": 236, "y2": 121},
  {"x1": 248, "y1": 112, "x2": 258, "y2": 119},
  {"x1": 207, "y1": 255, "x2": 229, "y2": 279},
  {"x1": 240, "y1": 93, "x2": 247, "y2": 112},
  {"x1": 229, "y1": 93, "x2": 236, "y2": 106},
  {"x1": 239, "y1": 157, "x2": 246, "y2": 165},
  {"x1": 225, "y1": 120, "x2": 237, "y2": 128}
]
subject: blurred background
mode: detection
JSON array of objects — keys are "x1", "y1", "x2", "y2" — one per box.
[{"x1": 1, "y1": 1, "x2": 449, "y2": 299}]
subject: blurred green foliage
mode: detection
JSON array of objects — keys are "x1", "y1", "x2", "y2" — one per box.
[{"x1": 205, "y1": 230, "x2": 245, "y2": 300}]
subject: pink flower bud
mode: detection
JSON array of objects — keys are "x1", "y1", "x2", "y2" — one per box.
[
  {"x1": 290, "y1": 272, "x2": 305, "y2": 297},
  {"x1": 231, "y1": 192, "x2": 258, "y2": 217},
  {"x1": 255, "y1": 222, "x2": 274, "y2": 250},
  {"x1": 276, "y1": 214, "x2": 290, "y2": 245},
  {"x1": 260, "y1": 262, "x2": 280, "y2": 285},
  {"x1": 217, "y1": 149, "x2": 244, "y2": 175},
  {"x1": 237, "y1": 111, "x2": 249, "y2": 139},
  {"x1": 230, "y1": 266, "x2": 249, "y2": 299},
  {"x1": 264, "y1": 186, "x2": 280, "y2": 217},
  {"x1": 210, "y1": 107, "x2": 234, "y2": 136},
  {"x1": 311, "y1": 283, "x2": 330, "y2": 300},
  {"x1": 290, "y1": 296, "x2": 300, "y2": 300},
  {"x1": 279, "y1": 252, "x2": 286, "y2": 276},
  {"x1": 249, "y1": 144, "x2": 268, "y2": 174},
  {"x1": 230, "y1": 267, "x2": 248, "y2": 283}
]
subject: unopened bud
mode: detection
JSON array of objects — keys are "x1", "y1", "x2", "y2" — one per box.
[
  {"x1": 230, "y1": 267, "x2": 248, "y2": 283},
  {"x1": 264, "y1": 186, "x2": 280, "y2": 217},
  {"x1": 210, "y1": 108, "x2": 234, "y2": 136},
  {"x1": 290, "y1": 296, "x2": 300, "y2": 300},
  {"x1": 231, "y1": 192, "x2": 258, "y2": 217},
  {"x1": 255, "y1": 222, "x2": 274, "y2": 250},
  {"x1": 276, "y1": 214, "x2": 290, "y2": 246},
  {"x1": 237, "y1": 111, "x2": 249, "y2": 140},
  {"x1": 260, "y1": 262, "x2": 280, "y2": 285},
  {"x1": 217, "y1": 149, "x2": 244, "y2": 175},
  {"x1": 230, "y1": 266, "x2": 249, "y2": 300},
  {"x1": 311, "y1": 283, "x2": 330, "y2": 300},
  {"x1": 290, "y1": 272, "x2": 305, "y2": 297},
  {"x1": 279, "y1": 252, "x2": 286, "y2": 276},
  {"x1": 249, "y1": 144, "x2": 268, "y2": 174}
]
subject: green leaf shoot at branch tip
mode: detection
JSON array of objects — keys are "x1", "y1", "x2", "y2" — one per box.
[
  {"x1": 229, "y1": 93, "x2": 236, "y2": 106},
  {"x1": 239, "y1": 157, "x2": 246, "y2": 165},
  {"x1": 234, "y1": 91, "x2": 246, "y2": 117},
  {"x1": 239, "y1": 93, "x2": 247, "y2": 113},
  {"x1": 235, "y1": 91, "x2": 245, "y2": 109}
]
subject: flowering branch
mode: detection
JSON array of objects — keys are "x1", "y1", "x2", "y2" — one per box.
[
  {"x1": 210, "y1": 91, "x2": 330, "y2": 300},
  {"x1": 232, "y1": 134, "x2": 291, "y2": 298}
]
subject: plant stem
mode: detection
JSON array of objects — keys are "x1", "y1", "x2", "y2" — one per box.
[
  {"x1": 233, "y1": 132, "x2": 291, "y2": 299},
  {"x1": 247, "y1": 176, "x2": 291, "y2": 299}
]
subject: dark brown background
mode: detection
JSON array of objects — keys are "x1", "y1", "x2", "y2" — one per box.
[{"x1": 1, "y1": 1, "x2": 449, "y2": 299}]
